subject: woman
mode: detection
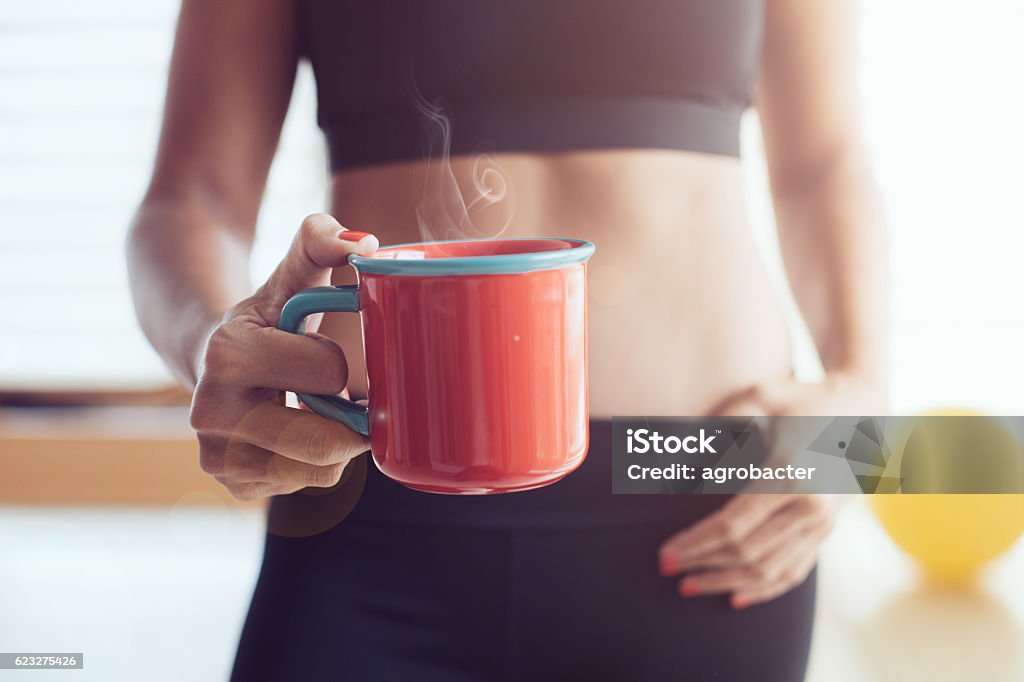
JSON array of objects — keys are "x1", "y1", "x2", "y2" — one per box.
[{"x1": 128, "y1": 0, "x2": 887, "y2": 679}]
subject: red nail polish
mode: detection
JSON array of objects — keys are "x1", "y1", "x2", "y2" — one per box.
[
  {"x1": 339, "y1": 230, "x2": 372, "y2": 243},
  {"x1": 732, "y1": 596, "x2": 750, "y2": 610},
  {"x1": 680, "y1": 582, "x2": 701, "y2": 597}
]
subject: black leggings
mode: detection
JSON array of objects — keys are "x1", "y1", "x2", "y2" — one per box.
[{"x1": 232, "y1": 422, "x2": 816, "y2": 682}]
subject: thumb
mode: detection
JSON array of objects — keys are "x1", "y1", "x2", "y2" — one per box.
[
  {"x1": 710, "y1": 380, "x2": 802, "y2": 418},
  {"x1": 710, "y1": 385, "x2": 770, "y2": 418},
  {"x1": 264, "y1": 213, "x2": 379, "y2": 305}
]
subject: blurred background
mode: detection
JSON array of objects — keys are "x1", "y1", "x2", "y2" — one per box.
[{"x1": 1, "y1": 0, "x2": 1023, "y2": 680}]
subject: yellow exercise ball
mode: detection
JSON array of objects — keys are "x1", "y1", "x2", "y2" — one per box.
[{"x1": 870, "y1": 409, "x2": 1024, "y2": 583}]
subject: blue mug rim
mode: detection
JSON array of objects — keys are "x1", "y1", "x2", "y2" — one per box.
[{"x1": 347, "y1": 237, "x2": 596, "y2": 276}]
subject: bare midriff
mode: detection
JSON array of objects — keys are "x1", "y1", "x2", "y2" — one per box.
[{"x1": 321, "y1": 149, "x2": 793, "y2": 418}]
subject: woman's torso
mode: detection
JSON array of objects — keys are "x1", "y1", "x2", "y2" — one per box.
[{"x1": 303, "y1": 0, "x2": 791, "y2": 416}]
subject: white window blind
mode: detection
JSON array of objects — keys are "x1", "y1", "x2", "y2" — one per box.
[
  {"x1": 860, "y1": 0, "x2": 1024, "y2": 414},
  {"x1": 2, "y1": 0, "x2": 1023, "y2": 413},
  {"x1": 0, "y1": 0, "x2": 328, "y2": 391}
]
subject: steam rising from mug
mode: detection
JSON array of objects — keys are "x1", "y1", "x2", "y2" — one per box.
[{"x1": 411, "y1": 87, "x2": 516, "y2": 247}]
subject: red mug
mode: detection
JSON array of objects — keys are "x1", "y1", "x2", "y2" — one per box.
[{"x1": 279, "y1": 238, "x2": 595, "y2": 494}]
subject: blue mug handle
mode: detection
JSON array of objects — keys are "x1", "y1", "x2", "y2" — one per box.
[{"x1": 277, "y1": 285, "x2": 370, "y2": 436}]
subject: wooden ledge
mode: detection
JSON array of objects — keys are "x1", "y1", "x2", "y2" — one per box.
[{"x1": 0, "y1": 407, "x2": 261, "y2": 508}]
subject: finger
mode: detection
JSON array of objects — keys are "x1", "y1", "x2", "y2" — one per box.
[
  {"x1": 221, "y1": 440, "x2": 351, "y2": 488},
  {"x1": 219, "y1": 479, "x2": 305, "y2": 501},
  {"x1": 709, "y1": 385, "x2": 770, "y2": 417},
  {"x1": 199, "y1": 432, "x2": 350, "y2": 487},
  {"x1": 714, "y1": 396, "x2": 768, "y2": 418},
  {"x1": 264, "y1": 214, "x2": 379, "y2": 305},
  {"x1": 667, "y1": 501, "x2": 811, "y2": 573},
  {"x1": 732, "y1": 501, "x2": 819, "y2": 566},
  {"x1": 672, "y1": 503, "x2": 814, "y2": 595},
  {"x1": 229, "y1": 327, "x2": 350, "y2": 394},
  {"x1": 678, "y1": 567, "x2": 755, "y2": 597},
  {"x1": 709, "y1": 380, "x2": 806, "y2": 418},
  {"x1": 234, "y1": 400, "x2": 371, "y2": 465},
  {"x1": 729, "y1": 524, "x2": 828, "y2": 609},
  {"x1": 659, "y1": 494, "x2": 789, "y2": 574},
  {"x1": 678, "y1": 499, "x2": 828, "y2": 581}
]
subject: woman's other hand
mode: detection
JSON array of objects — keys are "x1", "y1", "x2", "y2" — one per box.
[
  {"x1": 659, "y1": 493, "x2": 842, "y2": 609},
  {"x1": 657, "y1": 374, "x2": 885, "y2": 608},
  {"x1": 188, "y1": 213, "x2": 378, "y2": 500}
]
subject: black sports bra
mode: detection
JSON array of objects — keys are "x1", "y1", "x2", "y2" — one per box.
[{"x1": 299, "y1": 1, "x2": 764, "y2": 170}]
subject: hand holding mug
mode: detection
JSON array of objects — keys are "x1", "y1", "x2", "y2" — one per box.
[{"x1": 189, "y1": 214, "x2": 378, "y2": 500}]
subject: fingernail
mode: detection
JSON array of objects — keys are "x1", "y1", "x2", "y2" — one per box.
[
  {"x1": 660, "y1": 552, "x2": 689, "y2": 576},
  {"x1": 338, "y1": 230, "x2": 379, "y2": 255},
  {"x1": 732, "y1": 596, "x2": 750, "y2": 610},
  {"x1": 680, "y1": 581, "x2": 701, "y2": 597},
  {"x1": 338, "y1": 230, "x2": 372, "y2": 243}
]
